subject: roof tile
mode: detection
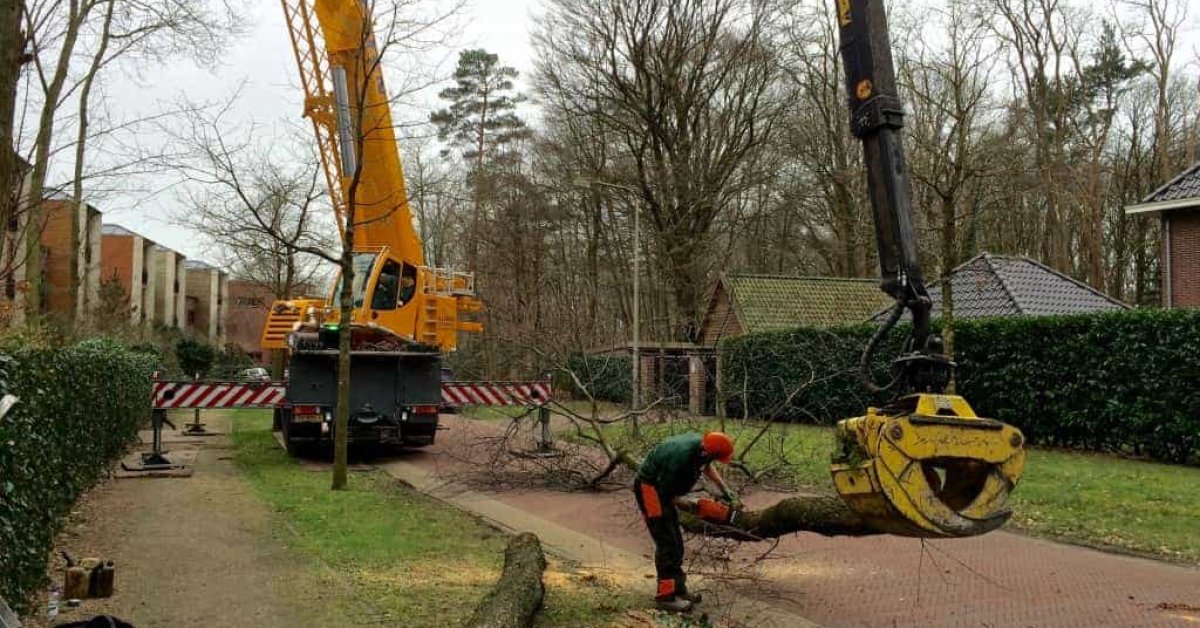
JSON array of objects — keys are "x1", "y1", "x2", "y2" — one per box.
[
  {"x1": 726, "y1": 274, "x2": 892, "y2": 332},
  {"x1": 872, "y1": 253, "x2": 1128, "y2": 321},
  {"x1": 1142, "y1": 162, "x2": 1200, "y2": 203}
]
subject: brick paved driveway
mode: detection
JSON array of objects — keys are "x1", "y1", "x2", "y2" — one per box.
[{"x1": 412, "y1": 416, "x2": 1200, "y2": 627}]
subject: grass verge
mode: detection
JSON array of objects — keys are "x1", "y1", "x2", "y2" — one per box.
[
  {"x1": 230, "y1": 410, "x2": 639, "y2": 627},
  {"x1": 586, "y1": 416, "x2": 1200, "y2": 563}
]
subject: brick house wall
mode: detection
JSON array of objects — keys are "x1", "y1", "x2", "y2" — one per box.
[
  {"x1": 100, "y1": 233, "x2": 137, "y2": 321},
  {"x1": 1166, "y1": 209, "x2": 1200, "y2": 308},
  {"x1": 141, "y1": 242, "x2": 157, "y2": 324},
  {"x1": 226, "y1": 280, "x2": 276, "y2": 362},
  {"x1": 38, "y1": 199, "x2": 101, "y2": 318},
  {"x1": 698, "y1": 282, "x2": 742, "y2": 346},
  {"x1": 39, "y1": 201, "x2": 74, "y2": 315}
]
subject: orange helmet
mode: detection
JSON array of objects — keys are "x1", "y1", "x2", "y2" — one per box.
[{"x1": 701, "y1": 431, "x2": 734, "y2": 464}]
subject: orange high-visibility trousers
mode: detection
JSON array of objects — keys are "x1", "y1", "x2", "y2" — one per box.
[{"x1": 633, "y1": 480, "x2": 686, "y2": 599}]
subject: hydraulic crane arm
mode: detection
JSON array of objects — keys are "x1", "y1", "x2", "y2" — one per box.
[
  {"x1": 826, "y1": 0, "x2": 1025, "y2": 538},
  {"x1": 280, "y1": 0, "x2": 423, "y2": 260},
  {"x1": 835, "y1": 0, "x2": 945, "y2": 393}
]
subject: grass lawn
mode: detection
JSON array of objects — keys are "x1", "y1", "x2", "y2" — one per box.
[
  {"x1": 230, "y1": 411, "x2": 639, "y2": 627},
  {"x1": 585, "y1": 416, "x2": 1200, "y2": 563}
]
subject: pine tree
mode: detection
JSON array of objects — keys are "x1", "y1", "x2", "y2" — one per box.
[{"x1": 430, "y1": 49, "x2": 529, "y2": 270}]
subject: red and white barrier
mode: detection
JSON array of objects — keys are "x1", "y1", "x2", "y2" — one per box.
[
  {"x1": 152, "y1": 379, "x2": 552, "y2": 410},
  {"x1": 153, "y1": 381, "x2": 287, "y2": 410},
  {"x1": 441, "y1": 381, "x2": 552, "y2": 407}
]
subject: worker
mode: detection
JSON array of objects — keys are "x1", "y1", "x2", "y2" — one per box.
[{"x1": 633, "y1": 431, "x2": 737, "y2": 613}]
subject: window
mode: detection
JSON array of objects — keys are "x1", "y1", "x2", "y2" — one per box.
[
  {"x1": 399, "y1": 263, "x2": 418, "y2": 305},
  {"x1": 332, "y1": 253, "x2": 378, "y2": 309},
  {"x1": 371, "y1": 259, "x2": 401, "y2": 310}
]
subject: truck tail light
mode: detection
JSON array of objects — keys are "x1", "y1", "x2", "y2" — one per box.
[
  {"x1": 294, "y1": 405, "x2": 321, "y2": 417},
  {"x1": 413, "y1": 405, "x2": 438, "y2": 415}
]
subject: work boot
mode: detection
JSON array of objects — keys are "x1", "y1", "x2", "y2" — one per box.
[
  {"x1": 655, "y1": 596, "x2": 694, "y2": 613},
  {"x1": 677, "y1": 589, "x2": 702, "y2": 604}
]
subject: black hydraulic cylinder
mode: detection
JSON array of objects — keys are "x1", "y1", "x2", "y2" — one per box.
[{"x1": 835, "y1": 0, "x2": 925, "y2": 300}]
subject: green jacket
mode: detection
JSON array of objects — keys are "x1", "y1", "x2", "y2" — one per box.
[{"x1": 636, "y1": 433, "x2": 708, "y2": 499}]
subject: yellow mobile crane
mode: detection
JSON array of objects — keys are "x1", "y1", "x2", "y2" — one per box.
[
  {"x1": 263, "y1": 0, "x2": 482, "y2": 454},
  {"x1": 827, "y1": 0, "x2": 1026, "y2": 537}
]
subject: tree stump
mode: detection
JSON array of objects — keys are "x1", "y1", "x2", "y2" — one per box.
[{"x1": 466, "y1": 533, "x2": 548, "y2": 628}]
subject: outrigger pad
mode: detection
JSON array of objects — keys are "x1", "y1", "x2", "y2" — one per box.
[
  {"x1": 116, "y1": 451, "x2": 194, "y2": 478},
  {"x1": 830, "y1": 394, "x2": 1025, "y2": 538}
]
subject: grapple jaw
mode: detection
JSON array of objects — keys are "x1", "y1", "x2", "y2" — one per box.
[{"x1": 830, "y1": 394, "x2": 1025, "y2": 538}]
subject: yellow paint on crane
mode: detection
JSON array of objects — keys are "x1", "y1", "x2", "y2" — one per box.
[{"x1": 830, "y1": 394, "x2": 1025, "y2": 538}]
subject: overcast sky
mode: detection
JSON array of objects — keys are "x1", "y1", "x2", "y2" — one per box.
[
  {"x1": 90, "y1": 0, "x2": 1199, "y2": 268},
  {"x1": 100, "y1": 0, "x2": 541, "y2": 263}
]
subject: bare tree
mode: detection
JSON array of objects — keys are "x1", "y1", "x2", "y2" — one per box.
[
  {"x1": 180, "y1": 0, "x2": 464, "y2": 489},
  {"x1": 535, "y1": 0, "x2": 787, "y2": 340},
  {"x1": 900, "y1": 0, "x2": 1000, "y2": 377},
  {"x1": 770, "y1": 0, "x2": 871, "y2": 278},
  {"x1": 164, "y1": 99, "x2": 335, "y2": 300},
  {"x1": 11, "y1": 0, "x2": 242, "y2": 318}
]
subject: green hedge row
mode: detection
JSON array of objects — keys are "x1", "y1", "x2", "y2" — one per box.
[
  {"x1": 562, "y1": 353, "x2": 631, "y2": 403},
  {"x1": 0, "y1": 339, "x2": 155, "y2": 613},
  {"x1": 721, "y1": 309, "x2": 1200, "y2": 464}
]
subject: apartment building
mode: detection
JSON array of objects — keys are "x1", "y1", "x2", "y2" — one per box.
[{"x1": 185, "y1": 260, "x2": 229, "y2": 346}]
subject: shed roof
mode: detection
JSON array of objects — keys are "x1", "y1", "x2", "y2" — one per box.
[
  {"x1": 711, "y1": 273, "x2": 893, "y2": 334},
  {"x1": 869, "y1": 253, "x2": 1129, "y2": 322}
]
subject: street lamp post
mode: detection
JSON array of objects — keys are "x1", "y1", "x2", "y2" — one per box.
[{"x1": 631, "y1": 198, "x2": 639, "y2": 410}]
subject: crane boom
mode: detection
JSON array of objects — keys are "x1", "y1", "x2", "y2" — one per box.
[
  {"x1": 826, "y1": 0, "x2": 1026, "y2": 538},
  {"x1": 280, "y1": 0, "x2": 423, "y2": 262}
]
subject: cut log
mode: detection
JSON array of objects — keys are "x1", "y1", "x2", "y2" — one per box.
[
  {"x1": 466, "y1": 532, "x2": 548, "y2": 628},
  {"x1": 682, "y1": 494, "x2": 879, "y2": 540}
]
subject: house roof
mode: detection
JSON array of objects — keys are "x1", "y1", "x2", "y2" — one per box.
[
  {"x1": 1126, "y1": 162, "x2": 1200, "y2": 214},
  {"x1": 869, "y1": 253, "x2": 1129, "y2": 322},
  {"x1": 715, "y1": 273, "x2": 893, "y2": 333},
  {"x1": 101, "y1": 223, "x2": 135, "y2": 236}
]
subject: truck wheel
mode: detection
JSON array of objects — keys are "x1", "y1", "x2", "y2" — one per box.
[
  {"x1": 281, "y1": 416, "x2": 308, "y2": 457},
  {"x1": 272, "y1": 408, "x2": 283, "y2": 431}
]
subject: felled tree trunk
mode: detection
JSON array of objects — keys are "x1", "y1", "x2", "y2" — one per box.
[
  {"x1": 592, "y1": 449, "x2": 880, "y2": 541},
  {"x1": 681, "y1": 494, "x2": 879, "y2": 540},
  {"x1": 466, "y1": 533, "x2": 548, "y2": 628}
]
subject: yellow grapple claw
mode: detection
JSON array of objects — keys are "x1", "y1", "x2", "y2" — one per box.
[{"x1": 830, "y1": 394, "x2": 1025, "y2": 538}]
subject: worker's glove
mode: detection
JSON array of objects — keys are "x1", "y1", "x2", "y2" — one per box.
[
  {"x1": 695, "y1": 497, "x2": 739, "y2": 525},
  {"x1": 721, "y1": 489, "x2": 741, "y2": 511}
]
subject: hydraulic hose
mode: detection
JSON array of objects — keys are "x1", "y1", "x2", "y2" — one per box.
[{"x1": 859, "y1": 298, "x2": 904, "y2": 394}]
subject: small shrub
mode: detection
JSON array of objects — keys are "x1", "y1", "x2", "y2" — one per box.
[{"x1": 175, "y1": 337, "x2": 217, "y2": 378}]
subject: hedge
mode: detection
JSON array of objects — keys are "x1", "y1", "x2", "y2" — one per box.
[
  {"x1": 563, "y1": 353, "x2": 632, "y2": 403},
  {"x1": 0, "y1": 339, "x2": 155, "y2": 613},
  {"x1": 720, "y1": 309, "x2": 1200, "y2": 464}
]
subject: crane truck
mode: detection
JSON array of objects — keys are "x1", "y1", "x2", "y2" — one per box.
[
  {"x1": 826, "y1": 0, "x2": 1027, "y2": 537},
  {"x1": 263, "y1": 0, "x2": 483, "y2": 455}
]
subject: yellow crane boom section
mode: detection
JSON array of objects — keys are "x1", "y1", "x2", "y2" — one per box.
[{"x1": 282, "y1": 0, "x2": 421, "y2": 259}]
